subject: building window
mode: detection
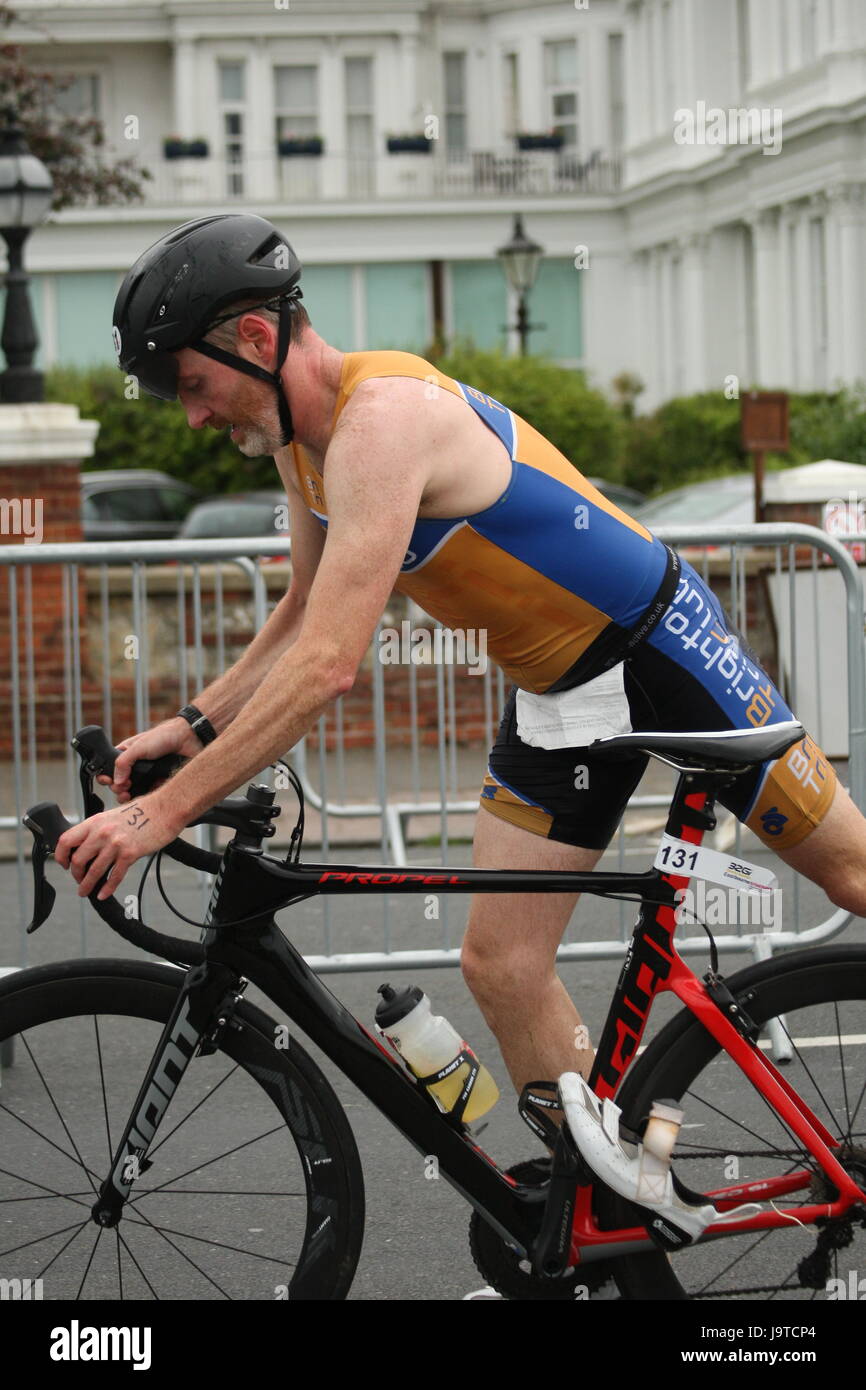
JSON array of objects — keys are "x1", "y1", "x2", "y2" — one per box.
[
  {"x1": 275, "y1": 64, "x2": 319, "y2": 142},
  {"x1": 543, "y1": 39, "x2": 578, "y2": 149},
  {"x1": 504, "y1": 52, "x2": 519, "y2": 138},
  {"x1": 51, "y1": 73, "x2": 101, "y2": 119},
  {"x1": 443, "y1": 52, "x2": 467, "y2": 156},
  {"x1": 607, "y1": 33, "x2": 624, "y2": 151},
  {"x1": 345, "y1": 57, "x2": 373, "y2": 197},
  {"x1": 219, "y1": 60, "x2": 246, "y2": 198}
]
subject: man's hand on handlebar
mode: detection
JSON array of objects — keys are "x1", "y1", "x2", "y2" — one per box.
[
  {"x1": 97, "y1": 717, "x2": 204, "y2": 803},
  {"x1": 55, "y1": 795, "x2": 186, "y2": 901}
]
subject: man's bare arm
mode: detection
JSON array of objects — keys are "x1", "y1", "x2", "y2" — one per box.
[
  {"x1": 185, "y1": 480, "x2": 327, "y2": 730},
  {"x1": 106, "y1": 471, "x2": 327, "y2": 796},
  {"x1": 145, "y1": 384, "x2": 429, "y2": 822}
]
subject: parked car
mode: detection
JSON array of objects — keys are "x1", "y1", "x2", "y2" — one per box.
[
  {"x1": 81, "y1": 470, "x2": 201, "y2": 542},
  {"x1": 634, "y1": 473, "x2": 755, "y2": 530},
  {"x1": 588, "y1": 477, "x2": 646, "y2": 512},
  {"x1": 178, "y1": 491, "x2": 290, "y2": 558}
]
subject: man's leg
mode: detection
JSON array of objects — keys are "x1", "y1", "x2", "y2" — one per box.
[{"x1": 461, "y1": 805, "x2": 601, "y2": 1098}]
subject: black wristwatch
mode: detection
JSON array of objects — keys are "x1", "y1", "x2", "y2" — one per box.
[{"x1": 176, "y1": 704, "x2": 218, "y2": 747}]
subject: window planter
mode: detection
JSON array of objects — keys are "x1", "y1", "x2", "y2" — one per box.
[
  {"x1": 516, "y1": 133, "x2": 564, "y2": 151},
  {"x1": 278, "y1": 136, "x2": 324, "y2": 157},
  {"x1": 164, "y1": 138, "x2": 210, "y2": 159},
  {"x1": 386, "y1": 135, "x2": 431, "y2": 154}
]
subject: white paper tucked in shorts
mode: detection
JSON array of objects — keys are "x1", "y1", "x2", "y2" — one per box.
[{"x1": 515, "y1": 662, "x2": 633, "y2": 750}]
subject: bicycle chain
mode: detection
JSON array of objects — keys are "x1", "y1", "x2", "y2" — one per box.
[{"x1": 676, "y1": 1148, "x2": 813, "y2": 1161}]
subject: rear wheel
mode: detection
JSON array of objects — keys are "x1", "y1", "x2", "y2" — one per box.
[
  {"x1": 0, "y1": 958, "x2": 364, "y2": 1299},
  {"x1": 599, "y1": 946, "x2": 866, "y2": 1299}
]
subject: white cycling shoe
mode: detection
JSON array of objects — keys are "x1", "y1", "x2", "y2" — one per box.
[{"x1": 558, "y1": 1073, "x2": 760, "y2": 1249}]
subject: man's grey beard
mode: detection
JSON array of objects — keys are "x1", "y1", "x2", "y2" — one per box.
[{"x1": 233, "y1": 401, "x2": 285, "y2": 456}]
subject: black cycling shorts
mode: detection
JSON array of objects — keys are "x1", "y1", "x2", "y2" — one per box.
[{"x1": 479, "y1": 562, "x2": 835, "y2": 853}]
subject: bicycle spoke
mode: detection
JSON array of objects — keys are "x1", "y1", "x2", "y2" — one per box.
[
  {"x1": 144, "y1": 1061, "x2": 241, "y2": 1161},
  {"x1": 17, "y1": 1034, "x2": 100, "y2": 1195},
  {"x1": 774, "y1": 1010, "x2": 851, "y2": 1148},
  {"x1": 0, "y1": 1106, "x2": 102, "y2": 1186},
  {"x1": 115, "y1": 1226, "x2": 160, "y2": 1301},
  {"x1": 127, "y1": 1122, "x2": 288, "y2": 1203},
  {"x1": 125, "y1": 1215, "x2": 297, "y2": 1269},
  {"x1": 75, "y1": 1226, "x2": 103, "y2": 1301},
  {"x1": 38, "y1": 1218, "x2": 97, "y2": 1282},
  {"x1": 0, "y1": 1217, "x2": 92, "y2": 1262},
  {"x1": 683, "y1": 1086, "x2": 812, "y2": 1168},
  {"x1": 0, "y1": 1173, "x2": 93, "y2": 1217},
  {"x1": 0, "y1": 1167, "x2": 94, "y2": 1212},
  {"x1": 92, "y1": 1015, "x2": 114, "y2": 1165},
  {"x1": 129, "y1": 1205, "x2": 235, "y2": 1299}
]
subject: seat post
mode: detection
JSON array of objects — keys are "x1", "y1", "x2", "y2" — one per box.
[{"x1": 663, "y1": 769, "x2": 729, "y2": 842}]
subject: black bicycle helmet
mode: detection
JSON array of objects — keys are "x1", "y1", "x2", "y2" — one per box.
[{"x1": 112, "y1": 213, "x2": 304, "y2": 444}]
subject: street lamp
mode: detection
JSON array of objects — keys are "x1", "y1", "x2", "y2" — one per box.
[
  {"x1": 0, "y1": 113, "x2": 53, "y2": 403},
  {"x1": 496, "y1": 214, "x2": 544, "y2": 356}
]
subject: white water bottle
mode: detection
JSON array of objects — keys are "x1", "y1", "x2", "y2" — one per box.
[{"x1": 375, "y1": 984, "x2": 499, "y2": 1122}]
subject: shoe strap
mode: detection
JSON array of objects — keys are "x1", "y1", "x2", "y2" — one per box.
[{"x1": 518, "y1": 1079, "x2": 563, "y2": 1148}]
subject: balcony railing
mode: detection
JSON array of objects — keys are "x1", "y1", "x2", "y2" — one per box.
[{"x1": 125, "y1": 146, "x2": 621, "y2": 208}]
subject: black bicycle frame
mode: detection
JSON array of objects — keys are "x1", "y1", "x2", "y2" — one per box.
[{"x1": 94, "y1": 768, "x2": 731, "y2": 1265}]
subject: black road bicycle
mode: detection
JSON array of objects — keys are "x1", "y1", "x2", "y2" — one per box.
[{"x1": 1, "y1": 722, "x2": 864, "y2": 1300}]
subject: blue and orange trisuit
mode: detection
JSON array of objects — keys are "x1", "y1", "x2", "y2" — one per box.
[{"x1": 291, "y1": 351, "x2": 835, "y2": 852}]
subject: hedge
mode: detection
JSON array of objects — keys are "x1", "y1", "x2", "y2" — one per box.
[{"x1": 45, "y1": 365, "x2": 274, "y2": 494}]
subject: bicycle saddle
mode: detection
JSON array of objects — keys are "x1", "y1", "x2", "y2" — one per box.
[{"x1": 591, "y1": 719, "x2": 805, "y2": 770}]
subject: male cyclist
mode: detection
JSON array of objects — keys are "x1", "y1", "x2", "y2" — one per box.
[{"x1": 57, "y1": 214, "x2": 866, "y2": 1242}]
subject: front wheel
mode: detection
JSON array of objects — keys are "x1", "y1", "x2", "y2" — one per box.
[
  {"x1": 598, "y1": 945, "x2": 866, "y2": 1300},
  {"x1": 0, "y1": 958, "x2": 364, "y2": 1299}
]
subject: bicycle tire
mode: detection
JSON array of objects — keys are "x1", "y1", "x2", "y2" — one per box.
[
  {"x1": 597, "y1": 944, "x2": 866, "y2": 1300},
  {"x1": 0, "y1": 958, "x2": 365, "y2": 1300}
]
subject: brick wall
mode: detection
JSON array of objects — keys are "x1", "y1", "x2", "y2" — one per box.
[{"x1": 0, "y1": 461, "x2": 91, "y2": 755}]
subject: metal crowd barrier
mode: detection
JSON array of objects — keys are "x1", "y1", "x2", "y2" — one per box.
[{"x1": 1, "y1": 524, "x2": 863, "y2": 974}]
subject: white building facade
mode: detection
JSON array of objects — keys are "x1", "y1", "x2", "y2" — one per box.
[{"x1": 5, "y1": 0, "x2": 866, "y2": 409}]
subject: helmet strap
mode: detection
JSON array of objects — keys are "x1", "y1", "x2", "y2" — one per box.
[{"x1": 191, "y1": 297, "x2": 297, "y2": 446}]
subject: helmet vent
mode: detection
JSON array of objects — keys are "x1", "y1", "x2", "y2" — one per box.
[{"x1": 249, "y1": 233, "x2": 285, "y2": 266}]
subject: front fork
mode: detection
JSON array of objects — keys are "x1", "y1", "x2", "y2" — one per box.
[{"x1": 91, "y1": 959, "x2": 244, "y2": 1227}]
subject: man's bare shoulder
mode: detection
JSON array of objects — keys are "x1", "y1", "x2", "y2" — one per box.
[{"x1": 331, "y1": 373, "x2": 468, "y2": 450}]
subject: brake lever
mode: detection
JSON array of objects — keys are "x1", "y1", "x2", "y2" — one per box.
[
  {"x1": 72, "y1": 725, "x2": 183, "y2": 814},
  {"x1": 22, "y1": 801, "x2": 74, "y2": 933}
]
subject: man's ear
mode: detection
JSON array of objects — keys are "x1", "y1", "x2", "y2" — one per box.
[{"x1": 236, "y1": 312, "x2": 278, "y2": 368}]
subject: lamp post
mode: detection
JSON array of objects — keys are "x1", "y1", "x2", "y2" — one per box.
[
  {"x1": 0, "y1": 114, "x2": 53, "y2": 403},
  {"x1": 496, "y1": 214, "x2": 544, "y2": 356}
]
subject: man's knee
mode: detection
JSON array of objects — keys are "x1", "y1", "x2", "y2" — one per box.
[
  {"x1": 817, "y1": 861, "x2": 866, "y2": 917},
  {"x1": 780, "y1": 783, "x2": 866, "y2": 918},
  {"x1": 461, "y1": 925, "x2": 554, "y2": 1018}
]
